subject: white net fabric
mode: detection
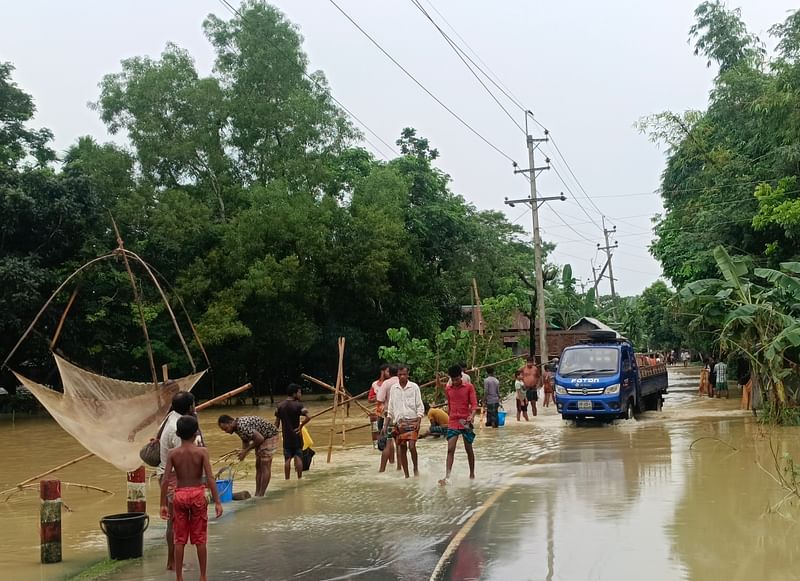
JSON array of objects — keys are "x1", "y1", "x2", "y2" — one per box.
[{"x1": 13, "y1": 354, "x2": 205, "y2": 471}]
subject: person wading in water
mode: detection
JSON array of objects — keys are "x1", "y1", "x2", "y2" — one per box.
[
  {"x1": 385, "y1": 365, "x2": 424, "y2": 478},
  {"x1": 217, "y1": 414, "x2": 279, "y2": 496},
  {"x1": 439, "y1": 364, "x2": 478, "y2": 485}
]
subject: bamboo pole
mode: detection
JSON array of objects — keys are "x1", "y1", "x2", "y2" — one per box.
[
  {"x1": 50, "y1": 286, "x2": 79, "y2": 351},
  {"x1": 0, "y1": 453, "x2": 95, "y2": 495},
  {"x1": 2, "y1": 253, "x2": 116, "y2": 370},
  {"x1": 1, "y1": 382, "x2": 253, "y2": 495},
  {"x1": 137, "y1": 260, "x2": 211, "y2": 374},
  {"x1": 327, "y1": 337, "x2": 345, "y2": 463},
  {"x1": 307, "y1": 389, "x2": 370, "y2": 421},
  {"x1": 195, "y1": 382, "x2": 252, "y2": 411},
  {"x1": 339, "y1": 339, "x2": 347, "y2": 445},
  {"x1": 344, "y1": 422, "x2": 371, "y2": 434},
  {"x1": 419, "y1": 353, "x2": 528, "y2": 389},
  {"x1": 121, "y1": 248, "x2": 197, "y2": 373},
  {"x1": 4, "y1": 481, "x2": 115, "y2": 503},
  {"x1": 472, "y1": 278, "x2": 484, "y2": 337},
  {"x1": 110, "y1": 219, "x2": 158, "y2": 388},
  {"x1": 300, "y1": 374, "x2": 373, "y2": 416}
]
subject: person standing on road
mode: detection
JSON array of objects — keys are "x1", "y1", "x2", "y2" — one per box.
[
  {"x1": 376, "y1": 364, "x2": 400, "y2": 472},
  {"x1": 439, "y1": 364, "x2": 478, "y2": 485},
  {"x1": 542, "y1": 362, "x2": 555, "y2": 408},
  {"x1": 385, "y1": 365, "x2": 424, "y2": 477},
  {"x1": 514, "y1": 370, "x2": 529, "y2": 421},
  {"x1": 483, "y1": 367, "x2": 500, "y2": 428},
  {"x1": 715, "y1": 357, "x2": 729, "y2": 398},
  {"x1": 217, "y1": 414, "x2": 279, "y2": 496},
  {"x1": 707, "y1": 357, "x2": 717, "y2": 397},
  {"x1": 369, "y1": 364, "x2": 389, "y2": 403},
  {"x1": 520, "y1": 357, "x2": 541, "y2": 416},
  {"x1": 158, "y1": 391, "x2": 197, "y2": 572},
  {"x1": 275, "y1": 383, "x2": 311, "y2": 481}
]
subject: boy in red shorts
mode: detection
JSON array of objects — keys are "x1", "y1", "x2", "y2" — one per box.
[{"x1": 160, "y1": 415, "x2": 223, "y2": 581}]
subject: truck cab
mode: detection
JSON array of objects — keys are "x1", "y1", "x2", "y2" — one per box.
[{"x1": 554, "y1": 332, "x2": 639, "y2": 420}]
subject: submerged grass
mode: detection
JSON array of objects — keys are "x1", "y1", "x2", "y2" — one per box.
[{"x1": 64, "y1": 558, "x2": 135, "y2": 581}]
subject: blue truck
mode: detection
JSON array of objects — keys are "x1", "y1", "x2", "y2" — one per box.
[{"x1": 554, "y1": 330, "x2": 668, "y2": 420}]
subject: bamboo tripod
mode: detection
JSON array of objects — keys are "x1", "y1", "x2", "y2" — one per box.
[{"x1": 326, "y1": 337, "x2": 347, "y2": 463}]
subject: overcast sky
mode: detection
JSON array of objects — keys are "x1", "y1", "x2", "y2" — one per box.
[{"x1": 3, "y1": 1, "x2": 796, "y2": 295}]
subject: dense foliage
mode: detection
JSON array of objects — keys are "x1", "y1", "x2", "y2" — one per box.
[
  {"x1": 0, "y1": 2, "x2": 536, "y2": 399},
  {"x1": 639, "y1": 2, "x2": 800, "y2": 419},
  {"x1": 640, "y1": 2, "x2": 800, "y2": 288}
]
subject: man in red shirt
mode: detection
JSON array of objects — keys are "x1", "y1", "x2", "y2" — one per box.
[{"x1": 439, "y1": 364, "x2": 478, "y2": 486}]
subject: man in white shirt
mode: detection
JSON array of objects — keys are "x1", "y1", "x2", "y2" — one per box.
[
  {"x1": 715, "y1": 359, "x2": 729, "y2": 398},
  {"x1": 157, "y1": 390, "x2": 196, "y2": 572},
  {"x1": 376, "y1": 365, "x2": 399, "y2": 472},
  {"x1": 385, "y1": 365, "x2": 424, "y2": 478}
]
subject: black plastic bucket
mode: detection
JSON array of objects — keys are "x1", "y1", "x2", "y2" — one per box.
[{"x1": 100, "y1": 512, "x2": 149, "y2": 560}]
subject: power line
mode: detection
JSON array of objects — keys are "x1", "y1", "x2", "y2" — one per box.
[
  {"x1": 216, "y1": 0, "x2": 400, "y2": 160},
  {"x1": 546, "y1": 161, "x2": 604, "y2": 232},
  {"x1": 325, "y1": 0, "x2": 520, "y2": 165},
  {"x1": 420, "y1": 0, "x2": 526, "y2": 110},
  {"x1": 408, "y1": 0, "x2": 525, "y2": 133},
  {"x1": 546, "y1": 134, "x2": 606, "y2": 217}
]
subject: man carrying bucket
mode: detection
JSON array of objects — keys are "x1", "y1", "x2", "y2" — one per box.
[{"x1": 483, "y1": 367, "x2": 501, "y2": 428}]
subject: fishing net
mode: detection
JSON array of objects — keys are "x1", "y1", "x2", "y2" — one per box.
[{"x1": 13, "y1": 354, "x2": 205, "y2": 471}]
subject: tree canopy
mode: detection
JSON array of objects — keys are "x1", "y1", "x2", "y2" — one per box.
[{"x1": 0, "y1": 2, "x2": 540, "y2": 398}]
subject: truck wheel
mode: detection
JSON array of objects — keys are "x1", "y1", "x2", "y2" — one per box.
[{"x1": 622, "y1": 399, "x2": 635, "y2": 420}]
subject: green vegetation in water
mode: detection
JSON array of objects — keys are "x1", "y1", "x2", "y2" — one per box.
[{"x1": 64, "y1": 558, "x2": 137, "y2": 581}]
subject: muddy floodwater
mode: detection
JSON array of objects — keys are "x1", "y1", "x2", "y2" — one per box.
[{"x1": 3, "y1": 368, "x2": 800, "y2": 580}]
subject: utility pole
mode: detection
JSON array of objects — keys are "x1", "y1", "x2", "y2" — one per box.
[
  {"x1": 591, "y1": 265, "x2": 600, "y2": 306},
  {"x1": 597, "y1": 218, "x2": 618, "y2": 299},
  {"x1": 505, "y1": 113, "x2": 564, "y2": 372}
]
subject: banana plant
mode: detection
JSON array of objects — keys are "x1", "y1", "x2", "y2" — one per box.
[{"x1": 680, "y1": 245, "x2": 800, "y2": 415}]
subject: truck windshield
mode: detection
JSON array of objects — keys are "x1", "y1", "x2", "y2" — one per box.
[{"x1": 559, "y1": 347, "x2": 619, "y2": 376}]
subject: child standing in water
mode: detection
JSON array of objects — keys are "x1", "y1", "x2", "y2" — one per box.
[{"x1": 160, "y1": 415, "x2": 223, "y2": 581}]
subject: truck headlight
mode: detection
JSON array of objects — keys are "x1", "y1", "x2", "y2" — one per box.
[
  {"x1": 555, "y1": 384, "x2": 566, "y2": 395},
  {"x1": 605, "y1": 383, "x2": 620, "y2": 394}
]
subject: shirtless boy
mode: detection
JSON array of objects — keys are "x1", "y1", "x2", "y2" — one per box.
[{"x1": 160, "y1": 416, "x2": 223, "y2": 581}]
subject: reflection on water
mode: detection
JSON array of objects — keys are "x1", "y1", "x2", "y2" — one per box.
[{"x1": 3, "y1": 369, "x2": 800, "y2": 580}]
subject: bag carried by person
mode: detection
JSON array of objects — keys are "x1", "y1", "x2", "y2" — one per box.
[
  {"x1": 139, "y1": 415, "x2": 170, "y2": 467},
  {"x1": 302, "y1": 448, "x2": 315, "y2": 471}
]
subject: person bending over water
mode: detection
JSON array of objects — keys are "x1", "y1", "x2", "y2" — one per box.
[
  {"x1": 218, "y1": 414, "x2": 279, "y2": 496},
  {"x1": 160, "y1": 415, "x2": 223, "y2": 581}
]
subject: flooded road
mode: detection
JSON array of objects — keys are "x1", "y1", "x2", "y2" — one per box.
[{"x1": 3, "y1": 368, "x2": 800, "y2": 580}]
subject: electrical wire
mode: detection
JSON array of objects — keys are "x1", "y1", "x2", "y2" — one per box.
[
  {"x1": 325, "y1": 0, "x2": 520, "y2": 166},
  {"x1": 217, "y1": 0, "x2": 400, "y2": 160},
  {"x1": 420, "y1": 0, "x2": 527, "y2": 111},
  {"x1": 546, "y1": 134, "x2": 606, "y2": 217},
  {"x1": 408, "y1": 0, "x2": 525, "y2": 133},
  {"x1": 546, "y1": 161, "x2": 604, "y2": 232}
]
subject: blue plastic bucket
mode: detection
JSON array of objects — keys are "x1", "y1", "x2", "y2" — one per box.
[
  {"x1": 216, "y1": 479, "x2": 233, "y2": 503},
  {"x1": 497, "y1": 410, "x2": 507, "y2": 426}
]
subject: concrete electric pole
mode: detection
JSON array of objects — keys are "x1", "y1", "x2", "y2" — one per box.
[
  {"x1": 597, "y1": 218, "x2": 618, "y2": 299},
  {"x1": 505, "y1": 114, "x2": 564, "y2": 372}
]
